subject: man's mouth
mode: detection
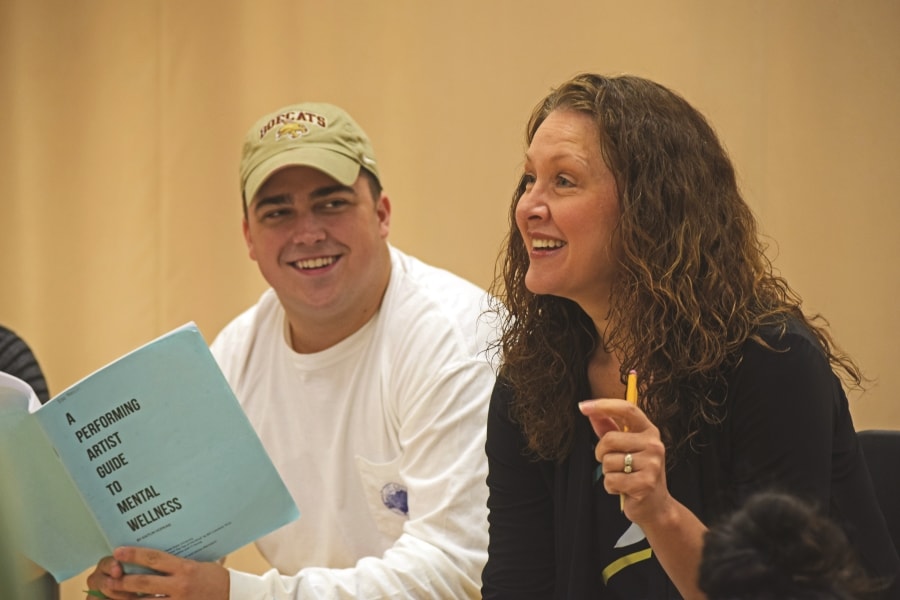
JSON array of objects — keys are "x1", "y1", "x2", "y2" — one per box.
[{"x1": 291, "y1": 256, "x2": 338, "y2": 270}]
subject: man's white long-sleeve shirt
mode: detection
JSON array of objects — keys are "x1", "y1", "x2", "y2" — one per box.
[{"x1": 211, "y1": 247, "x2": 497, "y2": 599}]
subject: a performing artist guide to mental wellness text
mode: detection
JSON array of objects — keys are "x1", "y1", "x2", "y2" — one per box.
[{"x1": 0, "y1": 322, "x2": 299, "y2": 582}]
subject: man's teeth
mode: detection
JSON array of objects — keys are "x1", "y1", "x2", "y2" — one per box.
[
  {"x1": 295, "y1": 256, "x2": 336, "y2": 269},
  {"x1": 532, "y1": 239, "x2": 565, "y2": 249}
]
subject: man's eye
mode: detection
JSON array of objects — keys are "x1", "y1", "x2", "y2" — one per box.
[
  {"x1": 261, "y1": 209, "x2": 289, "y2": 220},
  {"x1": 320, "y1": 199, "x2": 350, "y2": 210}
]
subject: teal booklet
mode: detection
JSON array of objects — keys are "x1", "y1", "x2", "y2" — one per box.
[{"x1": 0, "y1": 322, "x2": 300, "y2": 583}]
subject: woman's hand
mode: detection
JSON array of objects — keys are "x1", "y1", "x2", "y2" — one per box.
[{"x1": 578, "y1": 398, "x2": 670, "y2": 525}]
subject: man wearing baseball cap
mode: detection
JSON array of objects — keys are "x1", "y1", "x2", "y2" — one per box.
[{"x1": 87, "y1": 103, "x2": 496, "y2": 599}]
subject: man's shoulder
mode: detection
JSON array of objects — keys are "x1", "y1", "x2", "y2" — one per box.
[
  {"x1": 388, "y1": 247, "x2": 489, "y2": 315},
  {"x1": 385, "y1": 247, "x2": 498, "y2": 360}
]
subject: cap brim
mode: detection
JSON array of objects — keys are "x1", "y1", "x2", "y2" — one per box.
[{"x1": 243, "y1": 148, "x2": 362, "y2": 206}]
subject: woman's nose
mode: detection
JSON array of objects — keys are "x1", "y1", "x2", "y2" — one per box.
[{"x1": 516, "y1": 186, "x2": 549, "y2": 221}]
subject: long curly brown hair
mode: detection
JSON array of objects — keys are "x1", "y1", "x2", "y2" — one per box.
[{"x1": 489, "y1": 73, "x2": 862, "y2": 463}]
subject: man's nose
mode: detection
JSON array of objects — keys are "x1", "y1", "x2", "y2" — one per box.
[{"x1": 290, "y1": 212, "x2": 326, "y2": 245}]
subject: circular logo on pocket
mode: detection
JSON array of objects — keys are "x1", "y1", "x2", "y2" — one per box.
[{"x1": 381, "y1": 482, "x2": 409, "y2": 516}]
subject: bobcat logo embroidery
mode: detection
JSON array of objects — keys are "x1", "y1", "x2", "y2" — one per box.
[{"x1": 275, "y1": 123, "x2": 309, "y2": 140}]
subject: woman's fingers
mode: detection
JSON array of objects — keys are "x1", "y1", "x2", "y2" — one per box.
[{"x1": 579, "y1": 398, "x2": 649, "y2": 437}]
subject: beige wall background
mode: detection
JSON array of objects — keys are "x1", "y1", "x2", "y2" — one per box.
[{"x1": 1, "y1": 1, "x2": 898, "y2": 598}]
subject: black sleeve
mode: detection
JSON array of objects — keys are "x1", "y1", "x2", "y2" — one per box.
[
  {"x1": 0, "y1": 326, "x2": 50, "y2": 403},
  {"x1": 481, "y1": 379, "x2": 556, "y2": 599}
]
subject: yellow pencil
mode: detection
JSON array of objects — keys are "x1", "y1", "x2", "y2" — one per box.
[
  {"x1": 626, "y1": 369, "x2": 638, "y2": 407},
  {"x1": 621, "y1": 370, "x2": 638, "y2": 511}
]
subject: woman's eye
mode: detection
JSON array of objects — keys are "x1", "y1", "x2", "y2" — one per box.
[
  {"x1": 521, "y1": 174, "x2": 536, "y2": 189},
  {"x1": 556, "y1": 175, "x2": 574, "y2": 187}
]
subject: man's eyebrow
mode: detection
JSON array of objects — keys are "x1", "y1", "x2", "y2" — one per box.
[{"x1": 309, "y1": 183, "x2": 355, "y2": 199}]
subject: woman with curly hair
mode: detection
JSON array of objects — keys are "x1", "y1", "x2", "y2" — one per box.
[{"x1": 480, "y1": 73, "x2": 899, "y2": 599}]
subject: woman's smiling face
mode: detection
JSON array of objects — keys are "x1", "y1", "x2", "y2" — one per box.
[{"x1": 515, "y1": 109, "x2": 621, "y2": 312}]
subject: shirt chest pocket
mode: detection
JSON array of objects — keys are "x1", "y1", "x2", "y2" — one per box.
[{"x1": 354, "y1": 454, "x2": 409, "y2": 541}]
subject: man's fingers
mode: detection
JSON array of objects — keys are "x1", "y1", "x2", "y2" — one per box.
[{"x1": 113, "y1": 546, "x2": 173, "y2": 573}]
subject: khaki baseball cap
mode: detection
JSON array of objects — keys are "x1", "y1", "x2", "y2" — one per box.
[{"x1": 239, "y1": 102, "x2": 379, "y2": 206}]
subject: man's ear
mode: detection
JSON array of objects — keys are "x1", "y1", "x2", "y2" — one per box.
[{"x1": 376, "y1": 194, "x2": 391, "y2": 238}]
